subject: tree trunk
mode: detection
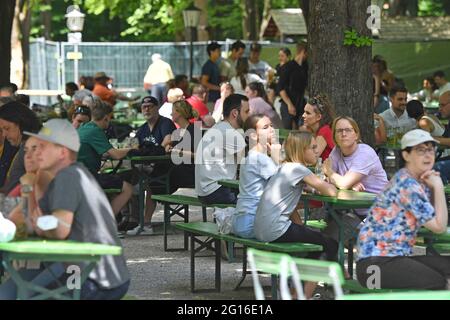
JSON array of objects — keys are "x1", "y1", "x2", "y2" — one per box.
[
  {"x1": 259, "y1": 0, "x2": 271, "y2": 40},
  {"x1": 299, "y1": 0, "x2": 310, "y2": 27},
  {"x1": 18, "y1": 0, "x2": 31, "y2": 89},
  {"x1": 195, "y1": 0, "x2": 209, "y2": 41},
  {"x1": 0, "y1": 0, "x2": 16, "y2": 87},
  {"x1": 308, "y1": 0, "x2": 374, "y2": 145},
  {"x1": 242, "y1": 0, "x2": 258, "y2": 40},
  {"x1": 41, "y1": 0, "x2": 52, "y2": 40}
]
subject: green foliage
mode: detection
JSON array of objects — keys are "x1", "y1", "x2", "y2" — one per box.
[
  {"x1": 343, "y1": 28, "x2": 373, "y2": 47},
  {"x1": 418, "y1": 0, "x2": 446, "y2": 16},
  {"x1": 208, "y1": 0, "x2": 243, "y2": 39}
]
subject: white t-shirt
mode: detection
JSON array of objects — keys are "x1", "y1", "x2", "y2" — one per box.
[
  {"x1": 254, "y1": 163, "x2": 312, "y2": 242},
  {"x1": 248, "y1": 60, "x2": 272, "y2": 81},
  {"x1": 229, "y1": 73, "x2": 263, "y2": 95},
  {"x1": 195, "y1": 121, "x2": 246, "y2": 197},
  {"x1": 380, "y1": 107, "x2": 416, "y2": 136}
]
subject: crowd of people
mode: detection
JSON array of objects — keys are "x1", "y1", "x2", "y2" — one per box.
[{"x1": 0, "y1": 40, "x2": 449, "y2": 300}]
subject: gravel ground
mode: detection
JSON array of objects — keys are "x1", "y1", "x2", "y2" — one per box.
[{"x1": 121, "y1": 189, "x2": 258, "y2": 300}]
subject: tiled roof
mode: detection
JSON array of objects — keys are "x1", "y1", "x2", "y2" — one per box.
[
  {"x1": 374, "y1": 16, "x2": 450, "y2": 41},
  {"x1": 264, "y1": 9, "x2": 307, "y2": 37}
]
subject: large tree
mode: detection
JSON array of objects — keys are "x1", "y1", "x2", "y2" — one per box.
[
  {"x1": 308, "y1": 0, "x2": 374, "y2": 145},
  {"x1": 0, "y1": 0, "x2": 16, "y2": 87}
]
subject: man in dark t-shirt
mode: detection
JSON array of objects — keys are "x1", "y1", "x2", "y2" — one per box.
[
  {"x1": 277, "y1": 42, "x2": 308, "y2": 130},
  {"x1": 0, "y1": 119, "x2": 130, "y2": 300},
  {"x1": 201, "y1": 42, "x2": 222, "y2": 108}
]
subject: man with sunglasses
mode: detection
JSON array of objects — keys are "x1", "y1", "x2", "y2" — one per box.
[{"x1": 71, "y1": 105, "x2": 91, "y2": 129}]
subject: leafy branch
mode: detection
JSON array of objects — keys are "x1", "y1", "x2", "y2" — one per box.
[{"x1": 343, "y1": 28, "x2": 373, "y2": 47}]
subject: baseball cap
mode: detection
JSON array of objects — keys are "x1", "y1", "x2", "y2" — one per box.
[
  {"x1": 24, "y1": 119, "x2": 80, "y2": 152},
  {"x1": 141, "y1": 96, "x2": 159, "y2": 107},
  {"x1": 400, "y1": 129, "x2": 439, "y2": 150}
]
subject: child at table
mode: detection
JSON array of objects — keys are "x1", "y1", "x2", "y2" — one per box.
[
  {"x1": 254, "y1": 131, "x2": 338, "y2": 298},
  {"x1": 356, "y1": 129, "x2": 450, "y2": 290},
  {"x1": 231, "y1": 114, "x2": 281, "y2": 238}
]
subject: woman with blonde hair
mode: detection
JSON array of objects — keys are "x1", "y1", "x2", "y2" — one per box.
[
  {"x1": 254, "y1": 131, "x2": 338, "y2": 299},
  {"x1": 165, "y1": 100, "x2": 200, "y2": 190}
]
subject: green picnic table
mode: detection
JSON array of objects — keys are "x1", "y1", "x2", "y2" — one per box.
[
  {"x1": 302, "y1": 190, "x2": 376, "y2": 273},
  {"x1": 0, "y1": 240, "x2": 121, "y2": 300},
  {"x1": 218, "y1": 179, "x2": 239, "y2": 190}
]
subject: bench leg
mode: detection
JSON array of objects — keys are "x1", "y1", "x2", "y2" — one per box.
[
  {"x1": 189, "y1": 234, "x2": 221, "y2": 293},
  {"x1": 348, "y1": 239, "x2": 354, "y2": 278},
  {"x1": 165, "y1": 204, "x2": 190, "y2": 252},
  {"x1": 202, "y1": 206, "x2": 207, "y2": 222},
  {"x1": 190, "y1": 233, "x2": 195, "y2": 292},
  {"x1": 234, "y1": 246, "x2": 248, "y2": 290},
  {"x1": 215, "y1": 238, "x2": 221, "y2": 292},
  {"x1": 271, "y1": 275, "x2": 278, "y2": 300}
]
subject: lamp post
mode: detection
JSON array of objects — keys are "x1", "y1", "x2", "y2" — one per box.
[
  {"x1": 182, "y1": 4, "x2": 201, "y2": 81},
  {"x1": 65, "y1": 5, "x2": 85, "y2": 83}
]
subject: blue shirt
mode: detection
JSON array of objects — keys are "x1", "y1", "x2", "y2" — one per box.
[
  {"x1": 201, "y1": 59, "x2": 221, "y2": 102},
  {"x1": 232, "y1": 151, "x2": 278, "y2": 239},
  {"x1": 136, "y1": 116, "x2": 176, "y2": 147}
]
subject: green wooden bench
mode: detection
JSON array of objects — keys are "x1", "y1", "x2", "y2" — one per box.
[
  {"x1": 151, "y1": 194, "x2": 235, "y2": 251},
  {"x1": 174, "y1": 222, "x2": 323, "y2": 293}
]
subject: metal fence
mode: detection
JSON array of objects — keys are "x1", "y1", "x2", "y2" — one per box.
[{"x1": 30, "y1": 38, "x2": 275, "y2": 93}]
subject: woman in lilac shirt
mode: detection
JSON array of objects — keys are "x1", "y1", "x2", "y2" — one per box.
[
  {"x1": 323, "y1": 116, "x2": 388, "y2": 217},
  {"x1": 245, "y1": 82, "x2": 282, "y2": 129}
]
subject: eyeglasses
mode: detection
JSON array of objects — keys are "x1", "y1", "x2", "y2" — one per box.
[
  {"x1": 412, "y1": 146, "x2": 437, "y2": 156},
  {"x1": 74, "y1": 106, "x2": 91, "y2": 116},
  {"x1": 335, "y1": 128, "x2": 355, "y2": 135}
]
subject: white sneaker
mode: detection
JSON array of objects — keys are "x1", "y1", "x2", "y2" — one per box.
[{"x1": 126, "y1": 225, "x2": 154, "y2": 236}]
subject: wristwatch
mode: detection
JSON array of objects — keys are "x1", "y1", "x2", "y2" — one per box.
[{"x1": 22, "y1": 184, "x2": 33, "y2": 194}]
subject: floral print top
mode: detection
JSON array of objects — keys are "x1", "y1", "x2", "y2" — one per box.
[{"x1": 357, "y1": 168, "x2": 435, "y2": 260}]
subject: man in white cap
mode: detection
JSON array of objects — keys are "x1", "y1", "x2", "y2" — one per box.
[{"x1": 0, "y1": 119, "x2": 130, "y2": 299}]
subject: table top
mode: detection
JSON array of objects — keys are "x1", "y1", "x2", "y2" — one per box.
[
  {"x1": 128, "y1": 154, "x2": 171, "y2": 162},
  {"x1": 301, "y1": 189, "x2": 376, "y2": 208},
  {"x1": 0, "y1": 240, "x2": 122, "y2": 256},
  {"x1": 418, "y1": 227, "x2": 450, "y2": 242}
]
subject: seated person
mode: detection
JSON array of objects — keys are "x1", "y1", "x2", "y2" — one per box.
[
  {"x1": 195, "y1": 94, "x2": 249, "y2": 205},
  {"x1": 0, "y1": 119, "x2": 130, "y2": 300},
  {"x1": 232, "y1": 114, "x2": 280, "y2": 239},
  {"x1": 0, "y1": 101, "x2": 41, "y2": 194},
  {"x1": 0, "y1": 127, "x2": 19, "y2": 189},
  {"x1": 77, "y1": 100, "x2": 137, "y2": 217},
  {"x1": 159, "y1": 88, "x2": 184, "y2": 121},
  {"x1": 356, "y1": 129, "x2": 449, "y2": 290},
  {"x1": 245, "y1": 82, "x2": 282, "y2": 129},
  {"x1": 127, "y1": 96, "x2": 176, "y2": 235},
  {"x1": 254, "y1": 131, "x2": 338, "y2": 299},
  {"x1": 71, "y1": 105, "x2": 91, "y2": 129},
  {"x1": 165, "y1": 100, "x2": 200, "y2": 190},
  {"x1": 379, "y1": 86, "x2": 417, "y2": 141},
  {"x1": 301, "y1": 94, "x2": 336, "y2": 161}
]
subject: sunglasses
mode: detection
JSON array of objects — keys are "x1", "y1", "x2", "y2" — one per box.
[{"x1": 74, "y1": 106, "x2": 91, "y2": 117}]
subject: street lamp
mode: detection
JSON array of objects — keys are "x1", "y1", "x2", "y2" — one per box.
[
  {"x1": 65, "y1": 5, "x2": 85, "y2": 83},
  {"x1": 182, "y1": 4, "x2": 201, "y2": 81}
]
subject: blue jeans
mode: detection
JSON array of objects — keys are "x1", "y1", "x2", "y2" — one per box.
[
  {"x1": 198, "y1": 186, "x2": 237, "y2": 205},
  {"x1": 148, "y1": 82, "x2": 167, "y2": 106},
  {"x1": 434, "y1": 159, "x2": 450, "y2": 184}
]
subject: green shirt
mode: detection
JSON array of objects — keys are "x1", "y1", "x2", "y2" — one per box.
[{"x1": 77, "y1": 122, "x2": 112, "y2": 174}]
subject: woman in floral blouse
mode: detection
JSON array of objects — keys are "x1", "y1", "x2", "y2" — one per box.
[{"x1": 356, "y1": 129, "x2": 449, "y2": 290}]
